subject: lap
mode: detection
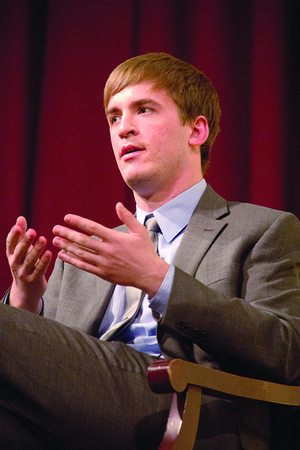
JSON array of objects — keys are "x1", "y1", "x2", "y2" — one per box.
[
  {"x1": 0, "y1": 303, "x2": 171, "y2": 449},
  {"x1": 0, "y1": 405, "x2": 48, "y2": 450},
  {"x1": 0, "y1": 303, "x2": 271, "y2": 450}
]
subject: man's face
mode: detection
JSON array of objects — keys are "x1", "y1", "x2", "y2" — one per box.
[{"x1": 106, "y1": 82, "x2": 202, "y2": 201}]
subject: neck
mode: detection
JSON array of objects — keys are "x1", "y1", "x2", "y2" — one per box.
[{"x1": 133, "y1": 175, "x2": 203, "y2": 212}]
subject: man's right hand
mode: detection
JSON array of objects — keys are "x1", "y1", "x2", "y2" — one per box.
[{"x1": 6, "y1": 216, "x2": 52, "y2": 313}]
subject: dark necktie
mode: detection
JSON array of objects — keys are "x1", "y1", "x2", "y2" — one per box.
[{"x1": 100, "y1": 215, "x2": 160, "y2": 341}]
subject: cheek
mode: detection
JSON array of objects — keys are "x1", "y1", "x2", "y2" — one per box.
[
  {"x1": 150, "y1": 126, "x2": 178, "y2": 150},
  {"x1": 153, "y1": 132, "x2": 186, "y2": 161},
  {"x1": 110, "y1": 134, "x2": 119, "y2": 159}
]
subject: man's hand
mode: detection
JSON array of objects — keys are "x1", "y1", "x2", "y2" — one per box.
[
  {"x1": 53, "y1": 203, "x2": 169, "y2": 298},
  {"x1": 6, "y1": 216, "x2": 52, "y2": 313}
]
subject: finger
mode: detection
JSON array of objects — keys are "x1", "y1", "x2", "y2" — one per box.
[
  {"x1": 54, "y1": 238, "x2": 100, "y2": 266},
  {"x1": 64, "y1": 214, "x2": 111, "y2": 239},
  {"x1": 6, "y1": 217, "x2": 29, "y2": 252},
  {"x1": 32, "y1": 249, "x2": 52, "y2": 275},
  {"x1": 7, "y1": 227, "x2": 36, "y2": 261},
  {"x1": 115, "y1": 202, "x2": 145, "y2": 234},
  {"x1": 60, "y1": 215, "x2": 112, "y2": 241},
  {"x1": 52, "y1": 226, "x2": 100, "y2": 253},
  {"x1": 15, "y1": 216, "x2": 28, "y2": 235},
  {"x1": 6, "y1": 226, "x2": 22, "y2": 255},
  {"x1": 56, "y1": 249, "x2": 100, "y2": 277},
  {"x1": 10, "y1": 233, "x2": 47, "y2": 276},
  {"x1": 23, "y1": 236, "x2": 49, "y2": 273}
]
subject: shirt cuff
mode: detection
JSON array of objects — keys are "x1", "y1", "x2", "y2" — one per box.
[
  {"x1": 148, "y1": 264, "x2": 175, "y2": 316},
  {"x1": 2, "y1": 287, "x2": 44, "y2": 315},
  {"x1": 2, "y1": 287, "x2": 11, "y2": 304}
]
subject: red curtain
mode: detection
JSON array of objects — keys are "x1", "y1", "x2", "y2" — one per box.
[{"x1": 1, "y1": 0, "x2": 300, "y2": 293}]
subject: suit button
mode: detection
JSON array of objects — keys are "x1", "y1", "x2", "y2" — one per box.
[
  {"x1": 191, "y1": 329, "x2": 201, "y2": 339},
  {"x1": 176, "y1": 321, "x2": 185, "y2": 331},
  {"x1": 183, "y1": 325, "x2": 193, "y2": 335},
  {"x1": 191, "y1": 330, "x2": 208, "y2": 342},
  {"x1": 176, "y1": 322, "x2": 208, "y2": 342}
]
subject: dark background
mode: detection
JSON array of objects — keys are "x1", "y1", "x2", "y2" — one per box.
[{"x1": 1, "y1": 0, "x2": 300, "y2": 293}]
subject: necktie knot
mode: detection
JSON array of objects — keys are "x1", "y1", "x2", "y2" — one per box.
[
  {"x1": 144, "y1": 214, "x2": 160, "y2": 233},
  {"x1": 144, "y1": 215, "x2": 160, "y2": 253}
]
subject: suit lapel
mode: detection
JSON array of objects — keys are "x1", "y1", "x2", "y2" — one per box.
[
  {"x1": 80, "y1": 223, "x2": 130, "y2": 334},
  {"x1": 65, "y1": 186, "x2": 229, "y2": 333},
  {"x1": 57, "y1": 224, "x2": 129, "y2": 335},
  {"x1": 76, "y1": 282, "x2": 115, "y2": 335},
  {"x1": 173, "y1": 184, "x2": 230, "y2": 276}
]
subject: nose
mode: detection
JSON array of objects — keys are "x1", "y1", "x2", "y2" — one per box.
[{"x1": 118, "y1": 113, "x2": 138, "y2": 139}]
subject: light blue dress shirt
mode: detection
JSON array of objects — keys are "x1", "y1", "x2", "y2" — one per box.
[{"x1": 98, "y1": 179, "x2": 207, "y2": 355}]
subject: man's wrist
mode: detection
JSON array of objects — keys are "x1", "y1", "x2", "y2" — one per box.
[
  {"x1": 148, "y1": 264, "x2": 175, "y2": 316},
  {"x1": 2, "y1": 287, "x2": 44, "y2": 315}
]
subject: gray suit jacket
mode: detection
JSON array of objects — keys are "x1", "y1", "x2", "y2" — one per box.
[{"x1": 44, "y1": 184, "x2": 300, "y2": 448}]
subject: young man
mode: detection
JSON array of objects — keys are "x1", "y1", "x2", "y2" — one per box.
[{"x1": 2, "y1": 53, "x2": 300, "y2": 450}]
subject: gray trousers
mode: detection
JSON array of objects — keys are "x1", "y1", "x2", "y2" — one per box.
[
  {"x1": 0, "y1": 303, "x2": 172, "y2": 450},
  {"x1": 1, "y1": 303, "x2": 264, "y2": 449}
]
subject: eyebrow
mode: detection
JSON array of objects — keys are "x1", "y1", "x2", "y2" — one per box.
[{"x1": 106, "y1": 98, "x2": 161, "y2": 117}]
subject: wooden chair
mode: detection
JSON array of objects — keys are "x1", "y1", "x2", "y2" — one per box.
[{"x1": 147, "y1": 359, "x2": 300, "y2": 450}]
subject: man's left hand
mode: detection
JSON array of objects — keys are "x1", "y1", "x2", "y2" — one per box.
[{"x1": 52, "y1": 202, "x2": 169, "y2": 298}]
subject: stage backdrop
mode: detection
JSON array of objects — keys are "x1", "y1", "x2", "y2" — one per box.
[{"x1": 1, "y1": 0, "x2": 300, "y2": 293}]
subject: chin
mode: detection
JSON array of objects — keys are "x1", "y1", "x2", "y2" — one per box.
[{"x1": 125, "y1": 175, "x2": 156, "y2": 195}]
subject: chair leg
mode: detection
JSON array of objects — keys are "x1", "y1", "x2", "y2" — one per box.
[{"x1": 158, "y1": 385, "x2": 202, "y2": 450}]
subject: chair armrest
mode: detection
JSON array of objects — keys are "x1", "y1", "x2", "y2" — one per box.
[
  {"x1": 148, "y1": 359, "x2": 300, "y2": 406},
  {"x1": 147, "y1": 360, "x2": 300, "y2": 450}
]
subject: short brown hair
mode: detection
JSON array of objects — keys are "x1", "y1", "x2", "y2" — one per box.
[{"x1": 104, "y1": 52, "x2": 221, "y2": 173}]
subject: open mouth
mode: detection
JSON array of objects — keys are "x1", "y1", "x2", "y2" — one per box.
[
  {"x1": 126, "y1": 148, "x2": 139, "y2": 155},
  {"x1": 121, "y1": 145, "x2": 143, "y2": 157}
]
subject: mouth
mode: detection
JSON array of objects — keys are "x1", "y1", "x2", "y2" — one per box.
[{"x1": 121, "y1": 145, "x2": 144, "y2": 158}]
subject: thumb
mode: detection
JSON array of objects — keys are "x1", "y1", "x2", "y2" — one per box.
[{"x1": 115, "y1": 202, "x2": 144, "y2": 234}]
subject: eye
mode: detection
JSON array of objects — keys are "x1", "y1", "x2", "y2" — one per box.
[
  {"x1": 109, "y1": 115, "x2": 121, "y2": 125},
  {"x1": 139, "y1": 107, "x2": 152, "y2": 114}
]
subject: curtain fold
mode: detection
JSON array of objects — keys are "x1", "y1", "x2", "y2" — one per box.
[{"x1": 1, "y1": 0, "x2": 299, "y2": 292}]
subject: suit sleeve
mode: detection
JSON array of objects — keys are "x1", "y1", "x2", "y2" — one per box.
[{"x1": 158, "y1": 211, "x2": 300, "y2": 384}]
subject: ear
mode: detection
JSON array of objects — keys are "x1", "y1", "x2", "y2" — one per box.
[{"x1": 188, "y1": 115, "x2": 209, "y2": 147}]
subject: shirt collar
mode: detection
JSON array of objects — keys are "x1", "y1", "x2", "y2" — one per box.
[{"x1": 136, "y1": 179, "x2": 207, "y2": 243}]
